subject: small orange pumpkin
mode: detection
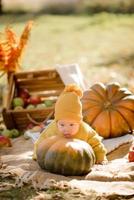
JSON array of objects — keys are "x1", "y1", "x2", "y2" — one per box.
[{"x1": 81, "y1": 82, "x2": 134, "y2": 138}]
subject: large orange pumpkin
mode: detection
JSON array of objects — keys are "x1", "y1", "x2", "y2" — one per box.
[
  {"x1": 81, "y1": 82, "x2": 134, "y2": 138},
  {"x1": 37, "y1": 135, "x2": 96, "y2": 176}
]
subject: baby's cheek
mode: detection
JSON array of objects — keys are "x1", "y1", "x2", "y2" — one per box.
[
  {"x1": 60, "y1": 127, "x2": 65, "y2": 133},
  {"x1": 69, "y1": 127, "x2": 77, "y2": 135}
]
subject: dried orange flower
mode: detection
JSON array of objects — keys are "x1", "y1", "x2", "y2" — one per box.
[{"x1": 0, "y1": 21, "x2": 33, "y2": 76}]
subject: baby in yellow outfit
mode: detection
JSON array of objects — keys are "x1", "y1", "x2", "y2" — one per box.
[{"x1": 33, "y1": 84, "x2": 107, "y2": 164}]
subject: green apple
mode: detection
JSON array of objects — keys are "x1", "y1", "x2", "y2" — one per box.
[
  {"x1": 44, "y1": 100, "x2": 54, "y2": 107},
  {"x1": 12, "y1": 97, "x2": 24, "y2": 108},
  {"x1": 26, "y1": 104, "x2": 35, "y2": 110},
  {"x1": 36, "y1": 103, "x2": 46, "y2": 109},
  {"x1": 14, "y1": 106, "x2": 24, "y2": 110},
  {"x1": 2, "y1": 129, "x2": 12, "y2": 138},
  {"x1": 10, "y1": 129, "x2": 20, "y2": 138}
]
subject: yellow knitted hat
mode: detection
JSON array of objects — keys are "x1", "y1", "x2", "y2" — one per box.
[{"x1": 54, "y1": 84, "x2": 83, "y2": 122}]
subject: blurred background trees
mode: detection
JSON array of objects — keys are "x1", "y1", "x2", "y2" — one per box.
[
  {"x1": 0, "y1": 0, "x2": 3, "y2": 15},
  {"x1": 2, "y1": 0, "x2": 134, "y2": 14}
]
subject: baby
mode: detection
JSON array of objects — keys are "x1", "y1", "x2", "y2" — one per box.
[{"x1": 33, "y1": 84, "x2": 107, "y2": 164}]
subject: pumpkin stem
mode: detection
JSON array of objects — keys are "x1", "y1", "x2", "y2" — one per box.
[{"x1": 104, "y1": 101, "x2": 112, "y2": 109}]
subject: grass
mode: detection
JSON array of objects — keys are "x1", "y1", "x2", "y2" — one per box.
[
  {"x1": 0, "y1": 13, "x2": 134, "y2": 99},
  {"x1": 0, "y1": 13, "x2": 134, "y2": 90}
]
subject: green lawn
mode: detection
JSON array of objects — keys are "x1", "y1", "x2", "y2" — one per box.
[{"x1": 0, "y1": 13, "x2": 134, "y2": 91}]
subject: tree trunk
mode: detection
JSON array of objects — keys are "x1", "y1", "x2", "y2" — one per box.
[{"x1": 0, "y1": 0, "x2": 3, "y2": 15}]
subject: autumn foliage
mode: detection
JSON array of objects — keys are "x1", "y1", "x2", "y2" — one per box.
[{"x1": 0, "y1": 21, "x2": 33, "y2": 76}]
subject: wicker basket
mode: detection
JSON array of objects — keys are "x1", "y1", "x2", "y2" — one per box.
[{"x1": 2, "y1": 69, "x2": 65, "y2": 130}]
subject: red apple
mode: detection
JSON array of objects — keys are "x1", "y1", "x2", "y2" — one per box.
[
  {"x1": 28, "y1": 95, "x2": 42, "y2": 105},
  {"x1": 23, "y1": 98, "x2": 29, "y2": 106},
  {"x1": 128, "y1": 151, "x2": 134, "y2": 162},
  {"x1": 27, "y1": 123, "x2": 34, "y2": 130},
  {"x1": 0, "y1": 135, "x2": 12, "y2": 147},
  {"x1": 18, "y1": 88, "x2": 30, "y2": 106},
  {"x1": 18, "y1": 88, "x2": 30, "y2": 99}
]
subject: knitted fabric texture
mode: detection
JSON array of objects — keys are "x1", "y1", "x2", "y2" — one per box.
[{"x1": 54, "y1": 84, "x2": 83, "y2": 122}]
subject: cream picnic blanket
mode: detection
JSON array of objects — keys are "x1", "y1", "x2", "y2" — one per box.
[
  {"x1": 0, "y1": 135, "x2": 134, "y2": 196},
  {"x1": 0, "y1": 64, "x2": 134, "y2": 196}
]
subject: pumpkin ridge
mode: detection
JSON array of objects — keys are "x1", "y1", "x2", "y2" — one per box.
[
  {"x1": 92, "y1": 110, "x2": 111, "y2": 138},
  {"x1": 92, "y1": 88, "x2": 106, "y2": 101},
  {"x1": 83, "y1": 149, "x2": 91, "y2": 173},
  {"x1": 44, "y1": 139, "x2": 63, "y2": 173},
  {"x1": 114, "y1": 96, "x2": 134, "y2": 111},
  {"x1": 81, "y1": 148, "x2": 89, "y2": 174},
  {"x1": 83, "y1": 105, "x2": 102, "y2": 116},
  {"x1": 45, "y1": 150, "x2": 57, "y2": 172},
  {"x1": 82, "y1": 98, "x2": 103, "y2": 105},
  {"x1": 115, "y1": 105, "x2": 134, "y2": 114},
  {"x1": 91, "y1": 110, "x2": 110, "y2": 124},
  {"x1": 90, "y1": 110, "x2": 104, "y2": 125},
  {"x1": 71, "y1": 140, "x2": 89, "y2": 175},
  {"x1": 62, "y1": 143, "x2": 76, "y2": 175},
  {"x1": 82, "y1": 99, "x2": 103, "y2": 113},
  {"x1": 108, "y1": 110, "x2": 112, "y2": 138},
  {"x1": 111, "y1": 89, "x2": 132, "y2": 104},
  {"x1": 61, "y1": 151, "x2": 69, "y2": 175},
  {"x1": 71, "y1": 144, "x2": 83, "y2": 175},
  {"x1": 111, "y1": 96, "x2": 129, "y2": 104},
  {"x1": 84, "y1": 107, "x2": 103, "y2": 125},
  {"x1": 43, "y1": 147, "x2": 51, "y2": 169},
  {"x1": 54, "y1": 140, "x2": 67, "y2": 172},
  {"x1": 37, "y1": 137, "x2": 58, "y2": 169},
  {"x1": 113, "y1": 108, "x2": 132, "y2": 132},
  {"x1": 107, "y1": 84, "x2": 120, "y2": 100},
  {"x1": 83, "y1": 90, "x2": 105, "y2": 103}
]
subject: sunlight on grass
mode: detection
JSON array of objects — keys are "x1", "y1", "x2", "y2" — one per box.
[{"x1": 0, "y1": 13, "x2": 134, "y2": 89}]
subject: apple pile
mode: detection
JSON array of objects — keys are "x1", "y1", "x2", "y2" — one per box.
[
  {"x1": 1, "y1": 128, "x2": 20, "y2": 138},
  {"x1": 12, "y1": 88, "x2": 54, "y2": 110}
]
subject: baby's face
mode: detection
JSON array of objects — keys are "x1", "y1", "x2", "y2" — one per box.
[{"x1": 57, "y1": 119, "x2": 80, "y2": 138}]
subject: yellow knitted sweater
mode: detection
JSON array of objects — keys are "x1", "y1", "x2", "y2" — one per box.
[{"x1": 33, "y1": 120, "x2": 107, "y2": 162}]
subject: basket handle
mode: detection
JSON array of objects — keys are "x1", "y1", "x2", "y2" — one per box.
[{"x1": 26, "y1": 111, "x2": 54, "y2": 125}]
